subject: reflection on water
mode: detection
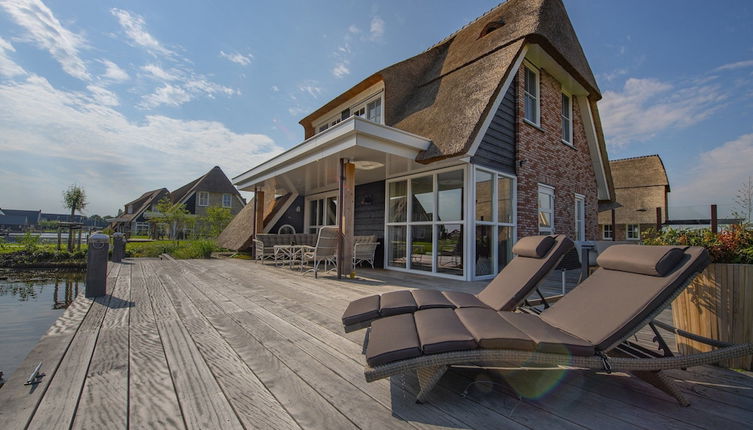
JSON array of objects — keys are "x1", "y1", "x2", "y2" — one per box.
[{"x1": 0, "y1": 270, "x2": 85, "y2": 378}]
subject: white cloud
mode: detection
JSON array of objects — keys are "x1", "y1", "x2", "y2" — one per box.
[
  {"x1": 0, "y1": 74, "x2": 281, "y2": 213},
  {"x1": 141, "y1": 63, "x2": 179, "y2": 81},
  {"x1": 87, "y1": 84, "x2": 118, "y2": 106},
  {"x1": 369, "y1": 16, "x2": 385, "y2": 41},
  {"x1": 0, "y1": 37, "x2": 26, "y2": 77},
  {"x1": 714, "y1": 59, "x2": 753, "y2": 72},
  {"x1": 600, "y1": 77, "x2": 726, "y2": 148},
  {"x1": 100, "y1": 59, "x2": 129, "y2": 82},
  {"x1": 672, "y1": 132, "x2": 753, "y2": 206},
  {"x1": 271, "y1": 85, "x2": 279, "y2": 92},
  {"x1": 1, "y1": 0, "x2": 90, "y2": 80},
  {"x1": 298, "y1": 82, "x2": 322, "y2": 98},
  {"x1": 110, "y1": 8, "x2": 175, "y2": 57},
  {"x1": 332, "y1": 62, "x2": 350, "y2": 78},
  {"x1": 287, "y1": 106, "x2": 307, "y2": 117},
  {"x1": 219, "y1": 50, "x2": 253, "y2": 66},
  {"x1": 348, "y1": 25, "x2": 361, "y2": 34},
  {"x1": 185, "y1": 79, "x2": 236, "y2": 97},
  {"x1": 138, "y1": 84, "x2": 190, "y2": 108}
]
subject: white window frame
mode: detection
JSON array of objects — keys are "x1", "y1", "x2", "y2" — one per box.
[
  {"x1": 602, "y1": 224, "x2": 614, "y2": 240},
  {"x1": 304, "y1": 190, "x2": 339, "y2": 233},
  {"x1": 561, "y1": 90, "x2": 573, "y2": 145},
  {"x1": 538, "y1": 184, "x2": 555, "y2": 234},
  {"x1": 523, "y1": 63, "x2": 540, "y2": 127},
  {"x1": 222, "y1": 193, "x2": 232, "y2": 208},
  {"x1": 197, "y1": 191, "x2": 209, "y2": 207},
  {"x1": 313, "y1": 92, "x2": 384, "y2": 134},
  {"x1": 384, "y1": 165, "x2": 467, "y2": 280},
  {"x1": 472, "y1": 167, "x2": 517, "y2": 281},
  {"x1": 626, "y1": 224, "x2": 640, "y2": 240},
  {"x1": 574, "y1": 193, "x2": 585, "y2": 241}
]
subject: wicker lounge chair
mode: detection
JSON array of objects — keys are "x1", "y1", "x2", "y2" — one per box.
[
  {"x1": 362, "y1": 244, "x2": 753, "y2": 406},
  {"x1": 342, "y1": 235, "x2": 574, "y2": 332},
  {"x1": 301, "y1": 226, "x2": 339, "y2": 278}
]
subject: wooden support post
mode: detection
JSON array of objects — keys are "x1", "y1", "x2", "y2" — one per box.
[
  {"x1": 254, "y1": 190, "x2": 265, "y2": 237},
  {"x1": 710, "y1": 204, "x2": 718, "y2": 234},
  {"x1": 656, "y1": 207, "x2": 662, "y2": 233},
  {"x1": 610, "y1": 209, "x2": 616, "y2": 241},
  {"x1": 77, "y1": 228, "x2": 82, "y2": 250},
  {"x1": 339, "y1": 161, "x2": 356, "y2": 278},
  {"x1": 57, "y1": 227, "x2": 62, "y2": 250}
]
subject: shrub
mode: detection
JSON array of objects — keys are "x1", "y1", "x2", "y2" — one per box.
[
  {"x1": 643, "y1": 224, "x2": 753, "y2": 264},
  {"x1": 20, "y1": 232, "x2": 40, "y2": 252},
  {"x1": 172, "y1": 240, "x2": 216, "y2": 259}
]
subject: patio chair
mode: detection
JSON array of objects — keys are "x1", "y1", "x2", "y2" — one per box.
[
  {"x1": 354, "y1": 235, "x2": 378, "y2": 269},
  {"x1": 361, "y1": 244, "x2": 753, "y2": 406},
  {"x1": 302, "y1": 226, "x2": 339, "y2": 278},
  {"x1": 341, "y1": 235, "x2": 573, "y2": 332}
]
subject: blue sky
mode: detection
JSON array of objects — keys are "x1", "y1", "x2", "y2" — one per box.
[{"x1": 0, "y1": 0, "x2": 751, "y2": 216}]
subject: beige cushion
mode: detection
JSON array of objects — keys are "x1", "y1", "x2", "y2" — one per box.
[
  {"x1": 597, "y1": 245, "x2": 684, "y2": 277},
  {"x1": 512, "y1": 235, "x2": 556, "y2": 258}
]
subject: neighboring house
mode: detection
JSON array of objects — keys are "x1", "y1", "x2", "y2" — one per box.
[
  {"x1": 229, "y1": 0, "x2": 615, "y2": 281},
  {"x1": 111, "y1": 166, "x2": 245, "y2": 237},
  {"x1": 41, "y1": 213, "x2": 106, "y2": 227},
  {"x1": 170, "y1": 166, "x2": 246, "y2": 217},
  {"x1": 110, "y1": 188, "x2": 170, "y2": 236},
  {"x1": 598, "y1": 155, "x2": 670, "y2": 241},
  {"x1": 0, "y1": 209, "x2": 42, "y2": 231}
]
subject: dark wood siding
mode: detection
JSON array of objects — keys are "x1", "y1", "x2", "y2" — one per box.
[
  {"x1": 470, "y1": 77, "x2": 516, "y2": 175},
  {"x1": 270, "y1": 196, "x2": 304, "y2": 234},
  {"x1": 354, "y1": 180, "x2": 385, "y2": 268}
]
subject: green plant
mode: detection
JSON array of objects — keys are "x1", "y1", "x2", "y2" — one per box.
[
  {"x1": 20, "y1": 232, "x2": 40, "y2": 252},
  {"x1": 200, "y1": 206, "x2": 233, "y2": 238},
  {"x1": 643, "y1": 224, "x2": 753, "y2": 264}
]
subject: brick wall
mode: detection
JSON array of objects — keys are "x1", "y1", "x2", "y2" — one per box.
[{"x1": 515, "y1": 65, "x2": 599, "y2": 240}]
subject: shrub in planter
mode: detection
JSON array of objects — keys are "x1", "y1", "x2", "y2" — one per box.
[{"x1": 644, "y1": 224, "x2": 753, "y2": 369}]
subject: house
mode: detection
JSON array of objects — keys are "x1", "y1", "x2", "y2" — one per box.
[
  {"x1": 0, "y1": 208, "x2": 41, "y2": 231},
  {"x1": 110, "y1": 188, "x2": 170, "y2": 236},
  {"x1": 170, "y1": 166, "x2": 246, "y2": 217},
  {"x1": 111, "y1": 166, "x2": 245, "y2": 236},
  {"x1": 228, "y1": 0, "x2": 615, "y2": 280},
  {"x1": 598, "y1": 155, "x2": 669, "y2": 241}
]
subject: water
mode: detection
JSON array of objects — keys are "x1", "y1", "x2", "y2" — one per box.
[{"x1": 0, "y1": 270, "x2": 84, "y2": 379}]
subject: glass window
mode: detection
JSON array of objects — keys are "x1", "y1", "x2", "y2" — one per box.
[
  {"x1": 498, "y1": 176, "x2": 513, "y2": 224},
  {"x1": 437, "y1": 224, "x2": 463, "y2": 275},
  {"x1": 603, "y1": 224, "x2": 613, "y2": 240},
  {"x1": 475, "y1": 225, "x2": 493, "y2": 276},
  {"x1": 222, "y1": 194, "x2": 232, "y2": 208},
  {"x1": 562, "y1": 93, "x2": 572, "y2": 143},
  {"x1": 411, "y1": 175, "x2": 434, "y2": 222},
  {"x1": 198, "y1": 192, "x2": 209, "y2": 207},
  {"x1": 308, "y1": 200, "x2": 318, "y2": 228},
  {"x1": 497, "y1": 226, "x2": 513, "y2": 272},
  {"x1": 475, "y1": 170, "x2": 493, "y2": 222},
  {"x1": 538, "y1": 185, "x2": 554, "y2": 234},
  {"x1": 411, "y1": 225, "x2": 433, "y2": 272},
  {"x1": 326, "y1": 196, "x2": 337, "y2": 226},
  {"x1": 524, "y1": 66, "x2": 539, "y2": 125},
  {"x1": 437, "y1": 170, "x2": 464, "y2": 221},
  {"x1": 367, "y1": 98, "x2": 382, "y2": 123},
  {"x1": 574, "y1": 194, "x2": 585, "y2": 241},
  {"x1": 627, "y1": 224, "x2": 640, "y2": 240},
  {"x1": 387, "y1": 226, "x2": 407, "y2": 268},
  {"x1": 388, "y1": 181, "x2": 407, "y2": 222}
]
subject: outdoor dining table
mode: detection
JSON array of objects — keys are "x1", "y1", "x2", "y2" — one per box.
[{"x1": 273, "y1": 244, "x2": 315, "y2": 269}]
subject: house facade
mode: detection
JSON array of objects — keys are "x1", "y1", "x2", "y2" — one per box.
[
  {"x1": 598, "y1": 155, "x2": 670, "y2": 241},
  {"x1": 111, "y1": 188, "x2": 170, "y2": 236},
  {"x1": 230, "y1": 0, "x2": 614, "y2": 280}
]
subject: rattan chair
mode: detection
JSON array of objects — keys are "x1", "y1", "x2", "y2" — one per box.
[
  {"x1": 301, "y1": 226, "x2": 339, "y2": 278},
  {"x1": 361, "y1": 245, "x2": 753, "y2": 406}
]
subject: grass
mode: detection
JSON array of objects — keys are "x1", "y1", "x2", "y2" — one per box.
[
  {"x1": 126, "y1": 240, "x2": 218, "y2": 259},
  {"x1": 0, "y1": 243, "x2": 88, "y2": 254}
]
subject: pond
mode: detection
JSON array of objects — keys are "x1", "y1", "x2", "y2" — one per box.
[{"x1": 0, "y1": 270, "x2": 84, "y2": 380}]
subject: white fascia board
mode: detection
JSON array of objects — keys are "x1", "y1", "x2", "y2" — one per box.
[
  {"x1": 578, "y1": 96, "x2": 610, "y2": 201},
  {"x1": 466, "y1": 45, "x2": 528, "y2": 158},
  {"x1": 234, "y1": 116, "x2": 431, "y2": 189}
]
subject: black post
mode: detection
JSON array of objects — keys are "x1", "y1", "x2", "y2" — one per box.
[
  {"x1": 86, "y1": 233, "x2": 109, "y2": 297},
  {"x1": 710, "y1": 204, "x2": 718, "y2": 233},
  {"x1": 656, "y1": 207, "x2": 662, "y2": 232},
  {"x1": 112, "y1": 232, "x2": 125, "y2": 263},
  {"x1": 610, "y1": 209, "x2": 616, "y2": 241}
]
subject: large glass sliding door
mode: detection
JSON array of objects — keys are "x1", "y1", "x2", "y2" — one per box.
[
  {"x1": 385, "y1": 167, "x2": 465, "y2": 278},
  {"x1": 305, "y1": 192, "x2": 338, "y2": 233},
  {"x1": 474, "y1": 168, "x2": 516, "y2": 278}
]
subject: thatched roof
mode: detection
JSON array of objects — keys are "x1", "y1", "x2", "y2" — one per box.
[
  {"x1": 217, "y1": 193, "x2": 293, "y2": 251},
  {"x1": 117, "y1": 188, "x2": 168, "y2": 224},
  {"x1": 299, "y1": 0, "x2": 602, "y2": 166},
  {"x1": 171, "y1": 166, "x2": 244, "y2": 205},
  {"x1": 610, "y1": 155, "x2": 670, "y2": 191}
]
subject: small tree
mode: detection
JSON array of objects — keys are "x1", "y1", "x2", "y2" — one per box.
[
  {"x1": 733, "y1": 176, "x2": 753, "y2": 225},
  {"x1": 201, "y1": 206, "x2": 233, "y2": 238},
  {"x1": 63, "y1": 185, "x2": 87, "y2": 251},
  {"x1": 155, "y1": 197, "x2": 190, "y2": 241}
]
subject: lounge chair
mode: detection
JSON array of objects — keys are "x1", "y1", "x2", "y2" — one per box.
[
  {"x1": 342, "y1": 235, "x2": 573, "y2": 332},
  {"x1": 301, "y1": 226, "x2": 339, "y2": 278},
  {"x1": 362, "y1": 244, "x2": 753, "y2": 406}
]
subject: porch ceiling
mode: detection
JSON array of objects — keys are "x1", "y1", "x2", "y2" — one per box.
[{"x1": 233, "y1": 117, "x2": 432, "y2": 195}]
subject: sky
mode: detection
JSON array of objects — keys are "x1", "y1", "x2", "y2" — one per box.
[{"x1": 0, "y1": 0, "x2": 751, "y2": 217}]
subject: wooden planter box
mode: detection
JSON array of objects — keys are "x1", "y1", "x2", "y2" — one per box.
[{"x1": 672, "y1": 264, "x2": 753, "y2": 370}]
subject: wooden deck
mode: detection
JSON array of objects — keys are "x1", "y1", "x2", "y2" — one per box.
[{"x1": 1, "y1": 258, "x2": 752, "y2": 429}]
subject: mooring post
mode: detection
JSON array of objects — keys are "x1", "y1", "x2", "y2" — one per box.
[
  {"x1": 112, "y1": 232, "x2": 125, "y2": 263},
  {"x1": 86, "y1": 233, "x2": 109, "y2": 297},
  {"x1": 710, "y1": 204, "x2": 718, "y2": 234}
]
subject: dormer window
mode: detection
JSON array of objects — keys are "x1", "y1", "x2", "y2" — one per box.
[
  {"x1": 479, "y1": 19, "x2": 505, "y2": 38},
  {"x1": 313, "y1": 93, "x2": 384, "y2": 135},
  {"x1": 367, "y1": 98, "x2": 381, "y2": 123}
]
